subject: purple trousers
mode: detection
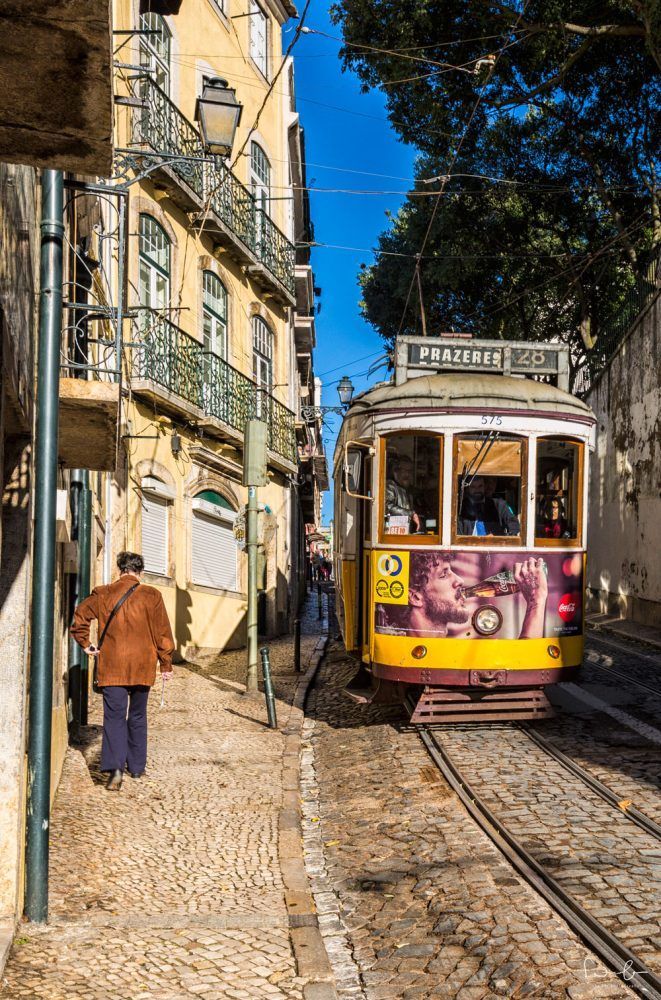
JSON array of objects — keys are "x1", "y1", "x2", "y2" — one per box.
[{"x1": 100, "y1": 685, "x2": 150, "y2": 774}]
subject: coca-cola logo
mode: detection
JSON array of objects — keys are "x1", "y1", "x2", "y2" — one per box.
[{"x1": 558, "y1": 591, "x2": 581, "y2": 622}]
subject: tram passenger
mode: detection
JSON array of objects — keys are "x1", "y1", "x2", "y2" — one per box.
[
  {"x1": 385, "y1": 456, "x2": 423, "y2": 532},
  {"x1": 458, "y1": 475, "x2": 520, "y2": 536},
  {"x1": 538, "y1": 497, "x2": 570, "y2": 538}
]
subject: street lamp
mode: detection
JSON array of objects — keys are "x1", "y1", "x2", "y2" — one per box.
[
  {"x1": 195, "y1": 78, "x2": 243, "y2": 158},
  {"x1": 336, "y1": 375, "x2": 354, "y2": 407},
  {"x1": 300, "y1": 376, "x2": 355, "y2": 422}
]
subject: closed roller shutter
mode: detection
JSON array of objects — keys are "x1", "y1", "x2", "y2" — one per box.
[
  {"x1": 192, "y1": 509, "x2": 237, "y2": 590},
  {"x1": 141, "y1": 493, "x2": 169, "y2": 576}
]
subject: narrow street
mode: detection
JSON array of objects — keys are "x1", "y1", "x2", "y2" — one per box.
[
  {"x1": 1, "y1": 599, "x2": 660, "y2": 998},
  {"x1": 0, "y1": 3, "x2": 659, "y2": 995}
]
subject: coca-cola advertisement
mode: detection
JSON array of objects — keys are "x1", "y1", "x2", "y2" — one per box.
[{"x1": 373, "y1": 549, "x2": 583, "y2": 640}]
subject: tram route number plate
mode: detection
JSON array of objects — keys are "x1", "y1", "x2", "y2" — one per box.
[{"x1": 407, "y1": 342, "x2": 559, "y2": 374}]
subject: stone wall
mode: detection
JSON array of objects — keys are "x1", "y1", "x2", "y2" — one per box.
[{"x1": 586, "y1": 290, "x2": 661, "y2": 626}]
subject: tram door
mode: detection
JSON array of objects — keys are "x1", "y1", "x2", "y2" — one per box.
[{"x1": 360, "y1": 456, "x2": 372, "y2": 663}]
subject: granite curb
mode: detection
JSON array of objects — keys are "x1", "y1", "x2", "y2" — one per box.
[
  {"x1": 279, "y1": 596, "x2": 337, "y2": 1000},
  {"x1": 587, "y1": 616, "x2": 661, "y2": 651}
]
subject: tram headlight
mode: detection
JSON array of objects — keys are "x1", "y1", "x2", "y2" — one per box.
[{"x1": 472, "y1": 605, "x2": 502, "y2": 636}]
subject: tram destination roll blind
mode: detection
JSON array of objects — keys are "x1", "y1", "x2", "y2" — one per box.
[{"x1": 397, "y1": 336, "x2": 568, "y2": 388}]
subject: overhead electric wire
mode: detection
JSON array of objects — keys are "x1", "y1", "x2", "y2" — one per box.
[
  {"x1": 462, "y1": 214, "x2": 653, "y2": 322},
  {"x1": 296, "y1": 241, "x2": 634, "y2": 261}
]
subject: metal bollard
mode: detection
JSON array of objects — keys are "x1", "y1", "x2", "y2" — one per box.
[
  {"x1": 294, "y1": 618, "x2": 301, "y2": 673},
  {"x1": 317, "y1": 581, "x2": 323, "y2": 619},
  {"x1": 259, "y1": 646, "x2": 278, "y2": 730}
]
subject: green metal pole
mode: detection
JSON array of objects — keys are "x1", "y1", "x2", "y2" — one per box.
[
  {"x1": 25, "y1": 169, "x2": 64, "y2": 923},
  {"x1": 77, "y1": 472, "x2": 92, "y2": 725},
  {"x1": 246, "y1": 486, "x2": 259, "y2": 692}
]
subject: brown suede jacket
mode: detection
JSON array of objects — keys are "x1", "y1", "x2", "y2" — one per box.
[{"x1": 71, "y1": 575, "x2": 175, "y2": 688}]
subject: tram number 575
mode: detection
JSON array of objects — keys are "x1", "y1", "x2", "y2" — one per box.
[{"x1": 481, "y1": 415, "x2": 502, "y2": 425}]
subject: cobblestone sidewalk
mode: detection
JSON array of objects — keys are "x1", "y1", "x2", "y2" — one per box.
[{"x1": 0, "y1": 593, "x2": 331, "y2": 1000}]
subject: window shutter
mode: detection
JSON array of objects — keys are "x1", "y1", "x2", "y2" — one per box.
[
  {"x1": 250, "y1": 1, "x2": 267, "y2": 75},
  {"x1": 192, "y1": 510, "x2": 237, "y2": 590},
  {"x1": 141, "y1": 494, "x2": 169, "y2": 575}
]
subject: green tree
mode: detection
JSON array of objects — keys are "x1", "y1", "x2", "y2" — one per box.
[{"x1": 331, "y1": 0, "x2": 660, "y2": 380}]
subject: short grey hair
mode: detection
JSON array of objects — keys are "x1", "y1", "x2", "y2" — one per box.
[{"x1": 117, "y1": 551, "x2": 144, "y2": 574}]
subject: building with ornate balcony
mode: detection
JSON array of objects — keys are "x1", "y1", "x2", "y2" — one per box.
[{"x1": 106, "y1": 0, "x2": 314, "y2": 656}]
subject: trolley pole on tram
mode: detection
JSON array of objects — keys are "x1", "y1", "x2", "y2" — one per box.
[{"x1": 244, "y1": 420, "x2": 268, "y2": 693}]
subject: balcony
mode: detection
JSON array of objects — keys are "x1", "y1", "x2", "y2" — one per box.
[
  {"x1": 127, "y1": 77, "x2": 295, "y2": 305},
  {"x1": 130, "y1": 313, "x2": 297, "y2": 471}
]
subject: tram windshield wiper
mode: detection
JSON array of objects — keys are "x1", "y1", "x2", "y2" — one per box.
[{"x1": 459, "y1": 430, "x2": 500, "y2": 514}]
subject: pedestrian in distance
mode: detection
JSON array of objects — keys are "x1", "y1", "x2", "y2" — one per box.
[{"x1": 71, "y1": 551, "x2": 175, "y2": 791}]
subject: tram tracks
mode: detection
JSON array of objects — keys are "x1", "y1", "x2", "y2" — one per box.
[{"x1": 414, "y1": 716, "x2": 661, "y2": 999}]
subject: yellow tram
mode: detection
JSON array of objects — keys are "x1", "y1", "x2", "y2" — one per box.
[{"x1": 333, "y1": 337, "x2": 596, "y2": 722}]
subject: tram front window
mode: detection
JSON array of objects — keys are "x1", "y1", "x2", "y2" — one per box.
[
  {"x1": 383, "y1": 434, "x2": 440, "y2": 537},
  {"x1": 535, "y1": 438, "x2": 581, "y2": 542},
  {"x1": 455, "y1": 434, "x2": 523, "y2": 539}
]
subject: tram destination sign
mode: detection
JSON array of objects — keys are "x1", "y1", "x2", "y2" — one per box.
[{"x1": 396, "y1": 336, "x2": 569, "y2": 390}]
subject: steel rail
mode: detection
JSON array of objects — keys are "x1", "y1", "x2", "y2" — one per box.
[
  {"x1": 419, "y1": 725, "x2": 661, "y2": 1000},
  {"x1": 521, "y1": 724, "x2": 661, "y2": 841}
]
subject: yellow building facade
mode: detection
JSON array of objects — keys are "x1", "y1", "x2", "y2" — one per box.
[{"x1": 109, "y1": 0, "x2": 305, "y2": 657}]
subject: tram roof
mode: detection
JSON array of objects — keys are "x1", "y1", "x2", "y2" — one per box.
[{"x1": 345, "y1": 373, "x2": 594, "y2": 420}]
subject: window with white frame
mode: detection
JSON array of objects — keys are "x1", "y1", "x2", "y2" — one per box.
[
  {"x1": 191, "y1": 490, "x2": 238, "y2": 590},
  {"x1": 250, "y1": 142, "x2": 271, "y2": 215},
  {"x1": 202, "y1": 270, "x2": 228, "y2": 359},
  {"x1": 252, "y1": 315, "x2": 273, "y2": 389},
  {"x1": 139, "y1": 215, "x2": 170, "y2": 319},
  {"x1": 140, "y1": 477, "x2": 173, "y2": 576},
  {"x1": 139, "y1": 12, "x2": 171, "y2": 94},
  {"x1": 249, "y1": 0, "x2": 268, "y2": 78}
]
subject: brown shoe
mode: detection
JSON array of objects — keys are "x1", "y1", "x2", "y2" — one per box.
[{"x1": 105, "y1": 769, "x2": 123, "y2": 791}]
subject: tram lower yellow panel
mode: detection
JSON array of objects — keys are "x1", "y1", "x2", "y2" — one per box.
[{"x1": 373, "y1": 633, "x2": 583, "y2": 672}]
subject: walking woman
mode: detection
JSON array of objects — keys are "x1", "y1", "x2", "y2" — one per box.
[{"x1": 71, "y1": 551, "x2": 175, "y2": 791}]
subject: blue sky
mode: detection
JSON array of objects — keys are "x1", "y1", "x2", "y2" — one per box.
[{"x1": 289, "y1": 3, "x2": 416, "y2": 495}]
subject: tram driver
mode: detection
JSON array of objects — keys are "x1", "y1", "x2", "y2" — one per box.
[
  {"x1": 458, "y1": 475, "x2": 520, "y2": 537},
  {"x1": 385, "y1": 456, "x2": 423, "y2": 533}
]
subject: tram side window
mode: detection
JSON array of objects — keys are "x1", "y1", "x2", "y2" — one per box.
[
  {"x1": 535, "y1": 438, "x2": 581, "y2": 541},
  {"x1": 455, "y1": 434, "x2": 523, "y2": 539},
  {"x1": 383, "y1": 434, "x2": 440, "y2": 537}
]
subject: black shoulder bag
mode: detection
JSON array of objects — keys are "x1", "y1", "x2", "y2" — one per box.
[{"x1": 92, "y1": 583, "x2": 140, "y2": 692}]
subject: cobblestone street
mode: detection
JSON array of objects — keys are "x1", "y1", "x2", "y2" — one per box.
[
  {"x1": 2, "y1": 593, "x2": 661, "y2": 1000},
  {"x1": 0, "y1": 597, "x2": 328, "y2": 1000},
  {"x1": 301, "y1": 637, "x2": 639, "y2": 999}
]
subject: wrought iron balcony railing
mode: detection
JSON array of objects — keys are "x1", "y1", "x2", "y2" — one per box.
[
  {"x1": 131, "y1": 76, "x2": 206, "y2": 200},
  {"x1": 256, "y1": 209, "x2": 296, "y2": 294},
  {"x1": 131, "y1": 311, "x2": 297, "y2": 465},
  {"x1": 128, "y1": 76, "x2": 295, "y2": 297}
]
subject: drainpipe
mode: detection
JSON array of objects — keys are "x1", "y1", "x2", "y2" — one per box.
[
  {"x1": 68, "y1": 468, "x2": 92, "y2": 729},
  {"x1": 25, "y1": 169, "x2": 64, "y2": 923},
  {"x1": 67, "y1": 470, "x2": 83, "y2": 732},
  {"x1": 77, "y1": 473, "x2": 92, "y2": 724}
]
